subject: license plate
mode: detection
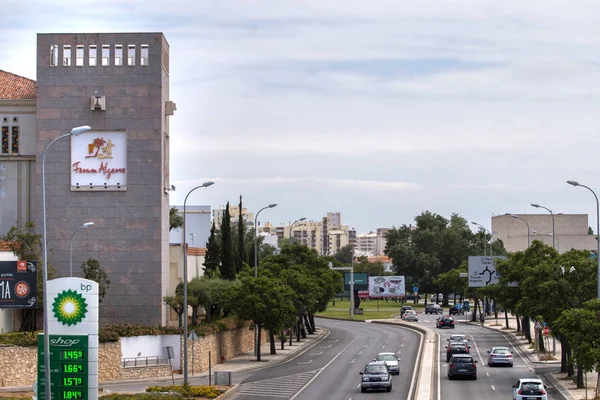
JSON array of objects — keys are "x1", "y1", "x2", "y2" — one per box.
[{"x1": 458, "y1": 369, "x2": 467, "y2": 372}]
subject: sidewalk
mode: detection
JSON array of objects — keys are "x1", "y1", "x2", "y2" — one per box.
[
  {"x1": 0, "y1": 328, "x2": 329, "y2": 399},
  {"x1": 465, "y1": 314, "x2": 597, "y2": 400}
]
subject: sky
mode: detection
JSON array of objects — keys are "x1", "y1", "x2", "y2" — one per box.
[{"x1": 3, "y1": 0, "x2": 600, "y2": 234}]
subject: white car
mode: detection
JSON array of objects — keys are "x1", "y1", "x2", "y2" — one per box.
[
  {"x1": 447, "y1": 334, "x2": 470, "y2": 346},
  {"x1": 374, "y1": 352, "x2": 400, "y2": 375},
  {"x1": 403, "y1": 310, "x2": 418, "y2": 322},
  {"x1": 512, "y1": 378, "x2": 547, "y2": 400}
]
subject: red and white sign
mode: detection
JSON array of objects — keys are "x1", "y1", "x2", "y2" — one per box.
[
  {"x1": 543, "y1": 326, "x2": 550, "y2": 336},
  {"x1": 71, "y1": 131, "x2": 128, "y2": 191}
]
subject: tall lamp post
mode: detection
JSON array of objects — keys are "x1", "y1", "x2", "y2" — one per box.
[
  {"x1": 69, "y1": 222, "x2": 94, "y2": 277},
  {"x1": 507, "y1": 214, "x2": 531, "y2": 248},
  {"x1": 567, "y1": 180, "x2": 600, "y2": 299},
  {"x1": 289, "y1": 217, "x2": 306, "y2": 244},
  {"x1": 254, "y1": 203, "x2": 277, "y2": 357},
  {"x1": 471, "y1": 222, "x2": 492, "y2": 255},
  {"x1": 548, "y1": 233, "x2": 560, "y2": 253},
  {"x1": 531, "y1": 203, "x2": 555, "y2": 249},
  {"x1": 182, "y1": 181, "x2": 214, "y2": 386},
  {"x1": 41, "y1": 125, "x2": 91, "y2": 400}
]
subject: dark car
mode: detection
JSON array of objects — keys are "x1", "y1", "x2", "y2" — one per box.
[
  {"x1": 446, "y1": 342, "x2": 470, "y2": 362},
  {"x1": 425, "y1": 304, "x2": 443, "y2": 314},
  {"x1": 436, "y1": 315, "x2": 455, "y2": 329},
  {"x1": 360, "y1": 361, "x2": 393, "y2": 393},
  {"x1": 449, "y1": 305, "x2": 464, "y2": 315},
  {"x1": 406, "y1": 293, "x2": 422, "y2": 300},
  {"x1": 448, "y1": 354, "x2": 477, "y2": 380}
]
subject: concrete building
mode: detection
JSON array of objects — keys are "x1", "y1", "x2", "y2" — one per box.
[
  {"x1": 34, "y1": 33, "x2": 173, "y2": 325},
  {"x1": 212, "y1": 204, "x2": 254, "y2": 228},
  {"x1": 492, "y1": 213, "x2": 597, "y2": 253},
  {"x1": 283, "y1": 212, "x2": 353, "y2": 256}
]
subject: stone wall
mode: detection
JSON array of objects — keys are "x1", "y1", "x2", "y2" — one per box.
[{"x1": 0, "y1": 326, "x2": 261, "y2": 387}]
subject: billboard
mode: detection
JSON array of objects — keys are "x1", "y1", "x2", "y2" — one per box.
[
  {"x1": 468, "y1": 256, "x2": 507, "y2": 287},
  {"x1": 368, "y1": 276, "x2": 405, "y2": 297},
  {"x1": 344, "y1": 272, "x2": 368, "y2": 291},
  {"x1": 0, "y1": 260, "x2": 38, "y2": 308}
]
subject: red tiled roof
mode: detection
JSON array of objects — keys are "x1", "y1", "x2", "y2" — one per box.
[{"x1": 0, "y1": 70, "x2": 36, "y2": 100}]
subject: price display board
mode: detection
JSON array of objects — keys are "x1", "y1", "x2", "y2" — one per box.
[{"x1": 38, "y1": 335, "x2": 88, "y2": 400}]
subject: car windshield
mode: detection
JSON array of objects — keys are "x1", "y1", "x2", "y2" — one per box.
[
  {"x1": 365, "y1": 365, "x2": 388, "y2": 374},
  {"x1": 378, "y1": 355, "x2": 397, "y2": 362},
  {"x1": 493, "y1": 348, "x2": 510, "y2": 354}
]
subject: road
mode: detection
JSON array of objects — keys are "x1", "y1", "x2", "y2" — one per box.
[{"x1": 231, "y1": 317, "x2": 423, "y2": 400}]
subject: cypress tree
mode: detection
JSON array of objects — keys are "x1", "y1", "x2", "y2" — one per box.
[
  {"x1": 220, "y1": 202, "x2": 235, "y2": 280},
  {"x1": 236, "y1": 195, "x2": 247, "y2": 272},
  {"x1": 203, "y1": 220, "x2": 221, "y2": 278}
]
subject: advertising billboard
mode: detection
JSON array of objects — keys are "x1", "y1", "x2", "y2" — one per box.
[
  {"x1": 368, "y1": 276, "x2": 405, "y2": 298},
  {"x1": 468, "y1": 256, "x2": 507, "y2": 287},
  {"x1": 0, "y1": 260, "x2": 38, "y2": 308}
]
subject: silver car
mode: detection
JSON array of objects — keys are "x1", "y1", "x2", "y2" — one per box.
[
  {"x1": 487, "y1": 346, "x2": 513, "y2": 367},
  {"x1": 403, "y1": 310, "x2": 418, "y2": 321},
  {"x1": 374, "y1": 352, "x2": 400, "y2": 375},
  {"x1": 360, "y1": 361, "x2": 393, "y2": 393}
]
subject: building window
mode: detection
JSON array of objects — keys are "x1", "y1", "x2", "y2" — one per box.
[
  {"x1": 141, "y1": 44, "x2": 149, "y2": 66},
  {"x1": 127, "y1": 45, "x2": 136, "y2": 66},
  {"x1": 1, "y1": 127, "x2": 8, "y2": 154},
  {"x1": 63, "y1": 45, "x2": 71, "y2": 66},
  {"x1": 11, "y1": 126, "x2": 18, "y2": 154},
  {"x1": 50, "y1": 45, "x2": 59, "y2": 66},
  {"x1": 115, "y1": 45, "x2": 123, "y2": 66},
  {"x1": 76, "y1": 45, "x2": 84, "y2": 66},
  {"x1": 102, "y1": 45, "x2": 110, "y2": 66},
  {"x1": 89, "y1": 45, "x2": 97, "y2": 66}
]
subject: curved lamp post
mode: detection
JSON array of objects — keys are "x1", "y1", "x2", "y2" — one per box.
[
  {"x1": 254, "y1": 203, "x2": 277, "y2": 357},
  {"x1": 42, "y1": 125, "x2": 91, "y2": 400},
  {"x1": 531, "y1": 203, "x2": 555, "y2": 249},
  {"x1": 507, "y1": 214, "x2": 531, "y2": 248},
  {"x1": 182, "y1": 181, "x2": 214, "y2": 385},
  {"x1": 471, "y1": 221, "x2": 492, "y2": 255},
  {"x1": 69, "y1": 222, "x2": 94, "y2": 277},
  {"x1": 289, "y1": 217, "x2": 306, "y2": 244},
  {"x1": 567, "y1": 180, "x2": 600, "y2": 299}
]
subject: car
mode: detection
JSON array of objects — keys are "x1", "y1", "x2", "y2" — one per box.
[
  {"x1": 449, "y1": 305, "x2": 464, "y2": 315},
  {"x1": 487, "y1": 346, "x2": 513, "y2": 367},
  {"x1": 360, "y1": 361, "x2": 393, "y2": 393},
  {"x1": 447, "y1": 334, "x2": 470, "y2": 347},
  {"x1": 431, "y1": 294, "x2": 444, "y2": 302},
  {"x1": 436, "y1": 315, "x2": 455, "y2": 329},
  {"x1": 403, "y1": 310, "x2": 418, "y2": 322},
  {"x1": 512, "y1": 378, "x2": 548, "y2": 400},
  {"x1": 374, "y1": 352, "x2": 400, "y2": 375},
  {"x1": 447, "y1": 354, "x2": 477, "y2": 380},
  {"x1": 406, "y1": 293, "x2": 422, "y2": 300},
  {"x1": 446, "y1": 341, "x2": 470, "y2": 362},
  {"x1": 400, "y1": 305, "x2": 414, "y2": 319},
  {"x1": 425, "y1": 304, "x2": 444, "y2": 314}
]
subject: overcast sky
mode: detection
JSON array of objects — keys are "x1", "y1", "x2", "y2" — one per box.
[{"x1": 3, "y1": 1, "x2": 600, "y2": 234}]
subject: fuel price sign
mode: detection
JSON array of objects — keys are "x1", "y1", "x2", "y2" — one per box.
[{"x1": 38, "y1": 335, "x2": 89, "y2": 400}]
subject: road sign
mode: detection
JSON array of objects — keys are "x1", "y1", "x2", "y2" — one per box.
[
  {"x1": 543, "y1": 326, "x2": 550, "y2": 336},
  {"x1": 468, "y1": 256, "x2": 507, "y2": 287},
  {"x1": 413, "y1": 286, "x2": 419, "y2": 293},
  {"x1": 535, "y1": 320, "x2": 542, "y2": 330}
]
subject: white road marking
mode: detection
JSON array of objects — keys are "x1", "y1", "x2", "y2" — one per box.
[
  {"x1": 328, "y1": 339, "x2": 339, "y2": 342},
  {"x1": 320, "y1": 344, "x2": 332, "y2": 348},
  {"x1": 362, "y1": 344, "x2": 368, "y2": 348},
  {"x1": 297, "y1": 359, "x2": 312, "y2": 364},
  {"x1": 309, "y1": 351, "x2": 323, "y2": 356},
  {"x1": 357, "y1": 351, "x2": 363, "y2": 355},
  {"x1": 349, "y1": 359, "x2": 355, "y2": 364},
  {"x1": 491, "y1": 385, "x2": 496, "y2": 391},
  {"x1": 486, "y1": 372, "x2": 490, "y2": 377}
]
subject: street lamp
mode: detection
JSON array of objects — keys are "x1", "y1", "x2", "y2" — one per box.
[
  {"x1": 289, "y1": 217, "x2": 306, "y2": 244},
  {"x1": 69, "y1": 222, "x2": 94, "y2": 277},
  {"x1": 531, "y1": 204, "x2": 555, "y2": 249},
  {"x1": 182, "y1": 181, "x2": 214, "y2": 385},
  {"x1": 507, "y1": 214, "x2": 531, "y2": 248},
  {"x1": 567, "y1": 180, "x2": 600, "y2": 299},
  {"x1": 548, "y1": 233, "x2": 560, "y2": 253},
  {"x1": 471, "y1": 222, "x2": 492, "y2": 255},
  {"x1": 41, "y1": 125, "x2": 91, "y2": 400},
  {"x1": 254, "y1": 203, "x2": 277, "y2": 358}
]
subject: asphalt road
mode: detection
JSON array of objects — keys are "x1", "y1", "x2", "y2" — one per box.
[
  {"x1": 418, "y1": 312, "x2": 566, "y2": 400},
  {"x1": 230, "y1": 317, "x2": 423, "y2": 400}
]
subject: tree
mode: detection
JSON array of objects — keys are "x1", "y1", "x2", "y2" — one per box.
[
  {"x1": 3, "y1": 221, "x2": 56, "y2": 331},
  {"x1": 353, "y1": 256, "x2": 384, "y2": 276},
  {"x1": 333, "y1": 245, "x2": 353, "y2": 264},
  {"x1": 204, "y1": 221, "x2": 221, "y2": 278},
  {"x1": 220, "y1": 202, "x2": 235, "y2": 280},
  {"x1": 187, "y1": 277, "x2": 232, "y2": 322},
  {"x1": 163, "y1": 283, "x2": 185, "y2": 327},
  {"x1": 236, "y1": 195, "x2": 247, "y2": 273},
  {"x1": 81, "y1": 258, "x2": 111, "y2": 303},
  {"x1": 169, "y1": 207, "x2": 184, "y2": 231}
]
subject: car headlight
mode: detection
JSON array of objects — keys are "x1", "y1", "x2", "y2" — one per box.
[
  {"x1": 362, "y1": 377, "x2": 370, "y2": 382},
  {"x1": 381, "y1": 376, "x2": 389, "y2": 381}
]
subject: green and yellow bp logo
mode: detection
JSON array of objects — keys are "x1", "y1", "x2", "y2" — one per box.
[{"x1": 52, "y1": 290, "x2": 88, "y2": 326}]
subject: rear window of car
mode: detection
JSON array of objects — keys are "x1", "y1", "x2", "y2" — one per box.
[
  {"x1": 378, "y1": 355, "x2": 397, "y2": 361},
  {"x1": 452, "y1": 357, "x2": 472, "y2": 363},
  {"x1": 493, "y1": 349, "x2": 510, "y2": 354}
]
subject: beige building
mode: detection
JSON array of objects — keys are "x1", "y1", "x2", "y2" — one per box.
[
  {"x1": 283, "y1": 212, "x2": 354, "y2": 256},
  {"x1": 212, "y1": 204, "x2": 254, "y2": 227},
  {"x1": 492, "y1": 213, "x2": 597, "y2": 253},
  {"x1": 355, "y1": 228, "x2": 388, "y2": 256}
]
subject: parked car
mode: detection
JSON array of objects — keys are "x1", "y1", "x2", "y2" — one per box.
[
  {"x1": 436, "y1": 315, "x2": 455, "y2": 329},
  {"x1": 448, "y1": 354, "x2": 477, "y2": 380},
  {"x1": 400, "y1": 305, "x2": 414, "y2": 319},
  {"x1": 406, "y1": 293, "x2": 422, "y2": 300},
  {"x1": 374, "y1": 352, "x2": 400, "y2": 375},
  {"x1": 360, "y1": 361, "x2": 393, "y2": 393},
  {"x1": 449, "y1": 305, "x2": 464, "y2": 315},
  {"x1": 446, "y1": 342, "x2": 470, "y2": 362},
  {"x1": 512, "y1": 378, "x2": 548, "y2": 400},
  {"x1": 487, "y1": 346, "x2": 513, "y2": 367},
  {"x1": 431, "y1": 294, "x2": 444, "y2": 302},
  {"x1": 425, "y1": 304, "x2": 444, "y2": 314},
  {"x1": 403, "y1": 310, "x2": 419, "y2": 322}
]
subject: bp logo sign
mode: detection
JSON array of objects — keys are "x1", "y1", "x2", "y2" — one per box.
[{"x1": 52, "y1": 289, "x2": 88, "y2": 326}]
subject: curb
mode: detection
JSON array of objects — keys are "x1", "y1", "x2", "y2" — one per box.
[{"x1": 544, "y1": 372, "x2": 575, "y2": 400}]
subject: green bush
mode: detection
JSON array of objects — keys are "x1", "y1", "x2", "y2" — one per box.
[
  {"x1": 101, "y1": 394, "x2": 183, "y2": 400},
  {"x1": 146, "y1": 385, "x2": 226, "y2": 398},
  {"x1": 0, "y1": 331, "x2": 38, "y2": 347}
]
